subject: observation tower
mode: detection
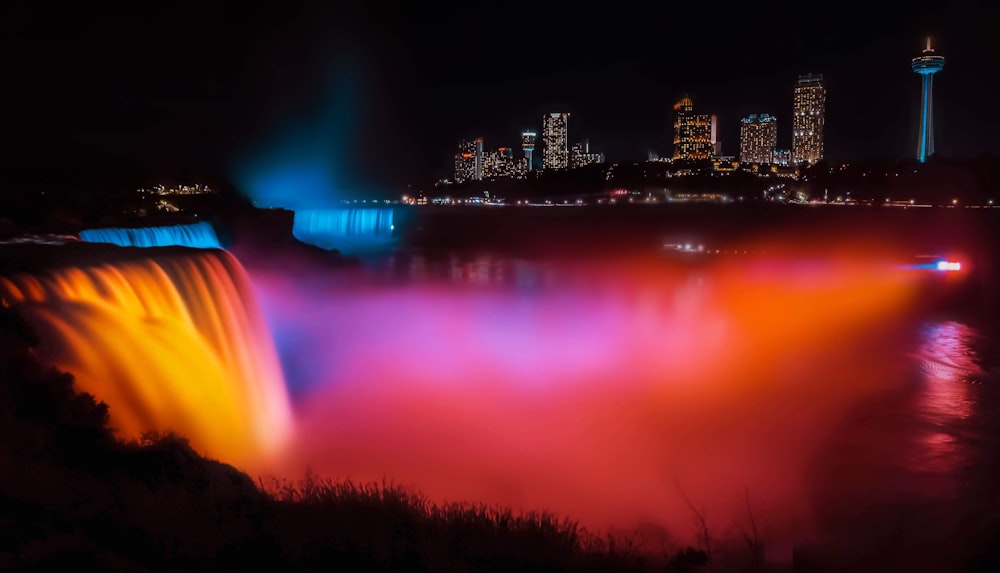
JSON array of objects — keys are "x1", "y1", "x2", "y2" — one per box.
[
  {"x1": 911, "y1": 37, "x2": 945, "y2": 163},
  {"x1": 522, "y1": 131, "x2": 536, "y2": 171}
]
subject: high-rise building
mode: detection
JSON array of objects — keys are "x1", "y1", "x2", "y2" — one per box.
[
  {"x1": 521, "y1": 131, "x2": 537, "y2": 171},
  {"x1": 571, "y1": 140, "x2": 587, "y2": 162},
  {"x1": 672, "y1": 96, "x2": 713, "y2": 159},
  {"x1": 483, "y1": 147, "x2": 518, "y2": 179},
  {"x1": 542, "y1": 113, "x2": 569, "y2": 170},
  {"x1": 739, "y1": 114, "x2": 778, "y2": 164},
  {"x1": 482, "y1": 149, "x2": 498, "y2": 179},
  {"x1": 454, "y1": 138, "x2": 484, "y2": 183},
  {"x1": 911, "y1": 37, "x2": 945, "y2": 163},
  {"x1": 772, "y1": 149, "x2": 791, "y2": 166},
  {"x1": 570, "y1": 139, "x2": 603, "y2": 168},
  {"x1": 473, "y1": 137, "x2": 483, "y2": 180},
  {"x1": 792, "y1": 74, "x2": 826, "y2": 164},
  {"x1": 710, "y1": 115, "x2": 722, "y2": 156}
]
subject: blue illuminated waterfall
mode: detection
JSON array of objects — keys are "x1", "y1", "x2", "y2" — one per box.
[
  {"x1": 79, "y1": 222, "x2": 222, "y2": 249},
  {"x1": 292, "y1": 208, "x2": 395, "y2": 254}
]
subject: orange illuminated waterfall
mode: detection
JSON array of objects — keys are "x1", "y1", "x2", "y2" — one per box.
[{"x1": 0, "y1": 249, "x2": 293, "y2": 466}]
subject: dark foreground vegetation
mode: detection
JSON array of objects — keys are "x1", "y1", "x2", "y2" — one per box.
[{"x1": 0, "y1": 308, "x2": 712, "y2": 572}]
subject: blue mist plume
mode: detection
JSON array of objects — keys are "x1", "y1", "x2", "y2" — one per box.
[{"x1": 231, "y1": 56, "x2": 373, "y2": 210}]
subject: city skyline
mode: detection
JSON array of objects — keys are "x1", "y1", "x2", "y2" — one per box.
[
  {"x1": 448, "y1": 71, "x2": 817, "y2": 178},
  {"x1": 2, "y1": 1, "x2": 997, "y2": 191},
  {"x1": 451, "y1": 113, "x2": 607, "y2": 180}
]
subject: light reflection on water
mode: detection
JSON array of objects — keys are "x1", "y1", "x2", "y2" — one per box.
[
  {"x1": 913, "y1": 321, "x2": 983, "y2": 476},
  {"x1": 805, "y1": 316, "x2": 995, "y2": 569}
]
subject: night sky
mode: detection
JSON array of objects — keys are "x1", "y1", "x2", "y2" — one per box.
[{"x1": 2, "y1": 0, "x2": 996, "y2": 193}]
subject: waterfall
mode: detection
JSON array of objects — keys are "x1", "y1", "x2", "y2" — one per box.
[
  {"x1": 80, "y1": 222, "x2": 222, "y2": 249},
  {"x1": 292, "y1": 208, "x2": 395, "y2": 253},
  {"x1": 0, "y1": 249, "x2": 292, "y2": 466}
]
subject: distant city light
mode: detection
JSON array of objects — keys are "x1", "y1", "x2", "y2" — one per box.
[{"x1": 138, "y1": 183, "x2": 214, "y2": 196}]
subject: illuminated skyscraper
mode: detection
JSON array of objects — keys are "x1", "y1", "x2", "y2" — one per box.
[
  {"x1": 672, "y1": 96, "x2": 713, "y2": 159},
  {"x1": 521, "y1": 131, "x2": 537, "y2": 170},
  {"x1": 542, "y1": 113, "x2": 569, "y2": 170},
  {"x1": 473, "y1": 137, "x2": 483, "y2": 180},
  {"x1": 792, "y1": 74, "x2": 825, "y2": 164},
  {"x1": 570, "y1": 139, "x2": 603, "y2": 168},
  {"x1": 454, "y1": 138, "x2": 483, "y2": 183},
  {"x1": 739, "y1": 114, "x2": 777, "y2": 164},
  {"x1": 912, "y1": 37, "x2": 945, "y2": 163},
  {"x1": 483, "y1": 147, "x2": 517, "y2": 178}
]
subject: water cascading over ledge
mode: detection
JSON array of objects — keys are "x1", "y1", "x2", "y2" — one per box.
[
  {"x1": 0, "y1": 246, "x2": 292, "y2": 466},
  {"x1": 80, "y1": 221, "x2": 222, "y2": 249},
  {"x1": 292, "y1": 208, "x2": 395, "y2": 254}
]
